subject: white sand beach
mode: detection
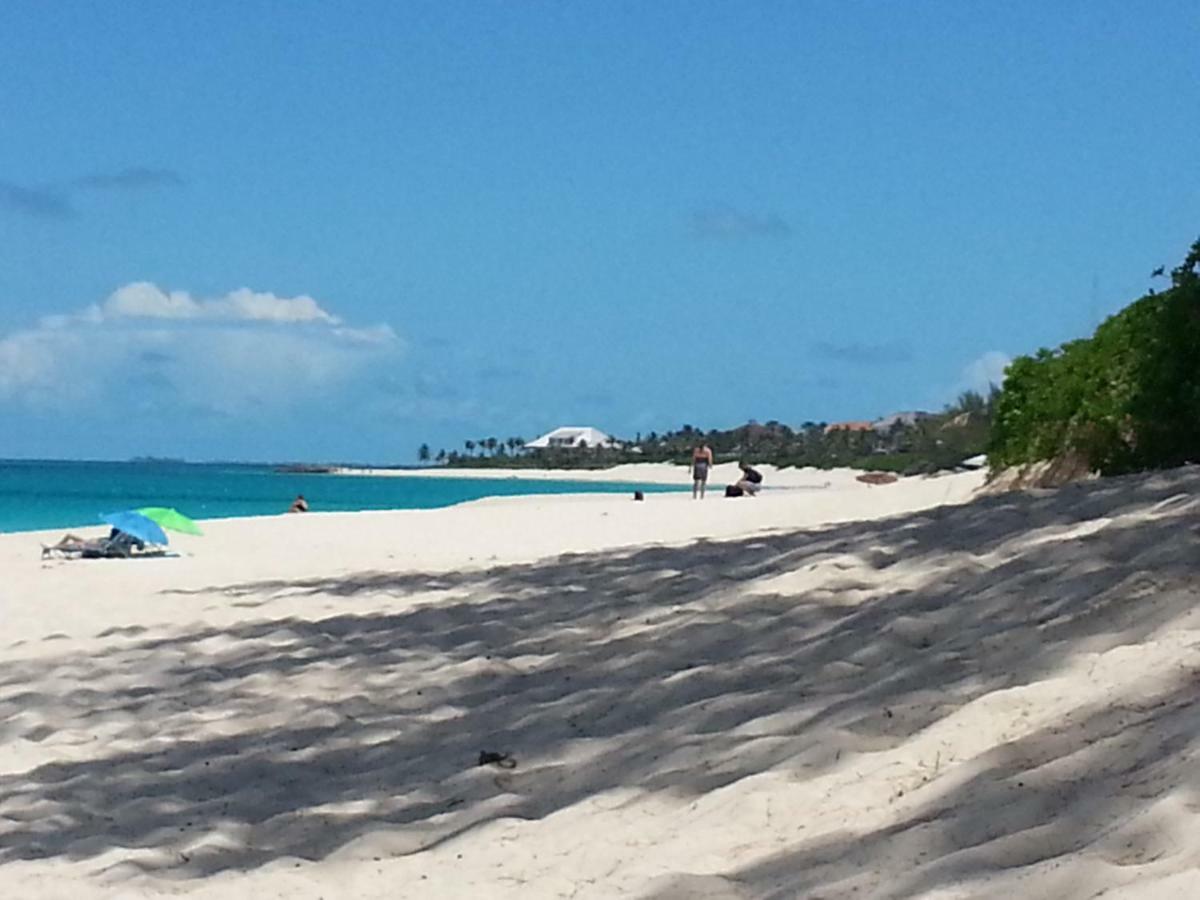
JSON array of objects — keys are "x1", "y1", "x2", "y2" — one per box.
[
  {"x1": 3, "y1": 466, "x2": 1200, "y2": 899},
  {"x1": 332, "y1": 461, "x2": 869, "y2": 488}
]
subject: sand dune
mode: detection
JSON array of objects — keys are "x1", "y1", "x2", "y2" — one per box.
[{"x1": 2, "y1": 468, "x2": 1199, "y2": 898}]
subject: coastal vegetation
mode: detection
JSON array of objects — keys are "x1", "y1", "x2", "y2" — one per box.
[
  {"x1": 988, "y1": 238, "x2": 1200, "y2": 475},
  {"x1": 424, "y1": 237, "x2": 1199, "y2": 481},
  {"x1": 423, "y1": 392, "x2": 996, "y2": 476}
]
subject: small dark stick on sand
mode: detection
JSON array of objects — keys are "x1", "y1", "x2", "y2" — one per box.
[{"x1": 478, "y1": 750, "x2": 517, "y2": 769}]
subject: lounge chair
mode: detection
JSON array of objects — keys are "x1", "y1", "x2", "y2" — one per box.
[{"x1": 41, "y1": 530, "x2": 145, "y2": 560}]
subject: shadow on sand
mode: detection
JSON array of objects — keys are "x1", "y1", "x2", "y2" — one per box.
[{"x1": 2, "y1": 468, "x2": 1199, "y2": 893}]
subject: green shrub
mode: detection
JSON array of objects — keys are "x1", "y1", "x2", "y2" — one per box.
[{"x1": 989, "y1": 238, "x2": 1200, "y2": 474}]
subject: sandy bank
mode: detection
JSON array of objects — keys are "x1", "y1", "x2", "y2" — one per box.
[
  {"x1": 332, "y1": 461, "x2": 872, "y2": 488},
  {"x1": 2, "y1": 471, "x2": 985, "y2": 640},
  {"x1": 4, "y1": 466, "x2": 1200, "y2": 898}
]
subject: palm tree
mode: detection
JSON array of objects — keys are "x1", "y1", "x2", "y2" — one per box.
[
  {"x1": 949, "y1": 390, "x2": 987, "y2": 417},
  {"x1": 464, "y1": 440, "x2": 475, "y2": 456},
  {"x1": 418, "y1": 444, "x2": 430, "y2": 463}
]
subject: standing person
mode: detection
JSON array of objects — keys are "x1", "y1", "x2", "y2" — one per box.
[{"x1": 691, "y1": 441, "x2": 714, "y2": 499}]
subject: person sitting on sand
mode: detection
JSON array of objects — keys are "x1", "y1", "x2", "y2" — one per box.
[
  {"x1": 691, "y1": 441, "x2": 714, "y2": 499},
  {"x1": 735, "y1": 461, "x2": 764, "y2": 496},
  {"x1": 287, "y1": 494, "x2": 309, "y2": 513}
]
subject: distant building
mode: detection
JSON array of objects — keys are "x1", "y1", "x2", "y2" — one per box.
[
  {"x1": 871, "y1": 411, "x2": 931, "y2": 433},
  {"x1": 524, "y1": 426, "x2": 618, "y2": 450},
  {"x1": 823, "y1": 420, "x2": 875, "y2": 435}
]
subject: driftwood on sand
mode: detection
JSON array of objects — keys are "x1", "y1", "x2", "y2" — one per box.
[{"x1": 856, "y1": 471, "x2": 899, "y2": 485}]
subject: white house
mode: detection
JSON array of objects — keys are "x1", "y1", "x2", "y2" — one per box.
[{"x1": 524, "y1": 426, "x2": 618, "y2": 450}]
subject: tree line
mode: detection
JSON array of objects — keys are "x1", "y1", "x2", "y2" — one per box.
[
  {"x1": 417, "y1": 437, "x2": 527, "y2": 465},
  {"x1": 419, "y1": 392, "x2": 997, "y2": 477}
]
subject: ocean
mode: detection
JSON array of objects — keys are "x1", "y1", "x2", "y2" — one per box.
[{"x1": 0, "y1": 459, "x2": 684, "y2": 534}]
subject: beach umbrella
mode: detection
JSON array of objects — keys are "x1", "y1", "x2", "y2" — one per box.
[
  {"x1": 137, "y1": 506, "x2": 203, "y2": 536},
  {"x1": 101, "y1": 510, "x2": 169, "y2": 546}
]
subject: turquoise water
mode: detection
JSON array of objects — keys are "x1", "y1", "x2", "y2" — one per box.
[{"x1": 0, "y1": 460, "x2": 684, "y2": 534}]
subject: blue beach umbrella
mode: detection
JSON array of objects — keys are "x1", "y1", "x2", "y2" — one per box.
[{"x1": 101, "y1": 510, "x2": 169, "y2": 546}]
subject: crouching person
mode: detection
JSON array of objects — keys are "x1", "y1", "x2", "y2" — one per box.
[{"x1": 735, "y1": 461, "x2": 763, "y2": 496}]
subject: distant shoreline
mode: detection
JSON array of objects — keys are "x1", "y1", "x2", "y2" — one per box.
[{"x1": 330, "y1": 462, "x2": 878, "y2": 489}]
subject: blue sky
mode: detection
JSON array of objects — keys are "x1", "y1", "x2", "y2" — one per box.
[{"x1": 1, "y1": 1, "x2": 1197, "y2": 462}]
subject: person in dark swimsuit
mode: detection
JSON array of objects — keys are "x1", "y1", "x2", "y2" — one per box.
[
  {"x1": 735, "y1": 461, "x2": 764, "y2": 496},
  {"x1": 691, "y1": 442, "x2": 714, "y2": 499}
]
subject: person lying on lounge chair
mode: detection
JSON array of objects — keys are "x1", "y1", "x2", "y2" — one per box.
[{"x1": 42, "y1": 528, "x2": 145, "y2": 559}]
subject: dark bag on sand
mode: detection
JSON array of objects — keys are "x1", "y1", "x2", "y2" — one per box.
[{"x1": 725, "y1": 485, "x2": 744, "y2": 497}]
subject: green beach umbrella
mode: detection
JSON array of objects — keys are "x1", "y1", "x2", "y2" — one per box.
[{"x1": 136, "y1": 507, "x2": 204, "y2": 536}]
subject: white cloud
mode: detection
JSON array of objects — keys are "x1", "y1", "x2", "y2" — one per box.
[
  {"x1": 103, "y1": 282, "x2": 199, "y2": 319},
  {"x1": 0, "y1": 328, "x2": 77, "y2": 396},
  {"x1": 961, "y1": 351, "x2": 1011, "y2": 393},
  {"x1": 0, "y1": 282, "x2": 399, "y2": 414},
  {"x1": 100, "y1": 282, "x2": 340, "y2": 324}
]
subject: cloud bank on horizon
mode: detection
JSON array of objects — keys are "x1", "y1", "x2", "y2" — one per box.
[
  {"x1": 0, "y1": 283, "x2": 401, "y2": 419},
  {"x1": 0, "y1": 280, "x2": 1014, "y2": 460}
]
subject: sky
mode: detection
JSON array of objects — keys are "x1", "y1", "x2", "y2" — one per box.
[{"x1": 1, "y1": 1, "x2": 1197, "y2": 463}]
